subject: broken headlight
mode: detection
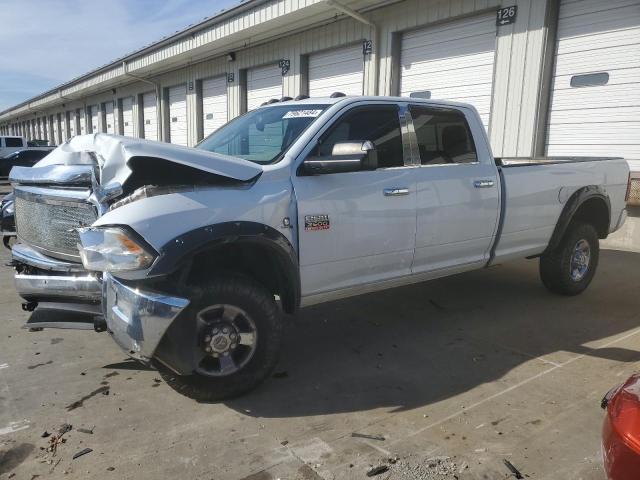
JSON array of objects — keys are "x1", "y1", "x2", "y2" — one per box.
[{"x1": 77, "y1": 227, "x2": 156, "y2": 272}]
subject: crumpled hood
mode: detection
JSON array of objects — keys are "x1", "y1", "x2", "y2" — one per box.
[{"x1": 35, "y1": 133, "x2": 263, "y2": 189}]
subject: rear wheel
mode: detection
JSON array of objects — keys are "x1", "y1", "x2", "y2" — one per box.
[
  {"x1": 157, "y1": 274, "x2": 283, "y2": 401},
  {"x1": 539, "y1": 222, "x2": 599, "y2": 296}
]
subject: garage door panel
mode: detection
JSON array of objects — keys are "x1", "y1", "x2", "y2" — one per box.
[
  {"x1": 121, "y1": 97, "x2": 134, "y2": 137},
  {"x1": 247, "y1": 65, "x2": 282, "y2": 110},
  {"x1": 308, "y1": 45, "x2": 364, "y2": 97},
  {"x1": 548, "y1": 82, "x2": 640, "y2": 110},
  {"x1": 553, "y1": 46, "x2": 640, "y2": 74},
  {"x1": 557, "y1": 27, "x2": 640, "y2": 55},
  {"x1": 202, "y1": 76, "x2": 228, "y2": 136},
  {"x1": 401, "y1": 64, "x2": 495, "y2": 89},
  {"x1": 547, "y1": 122, "x2": 640, "y2": 144},
  {"x1": 553, "y1": 66, "x2": 640, "y2": 89},
  {"x1": 545, "y1": 144, "x2": 640, "y2": 161},
  {"x1": 402, "y1": 15, "x2": 496, "y2": 49},
  {"x1": 559, "y1": 3, "x2": 639, "y2": 33},
  {"x1": 168, "y1": 85, "x2": 187, "y2": 146},
  {"x1": 143, "y1": 92, "x2": 158, "y2": 141},
  {"x1": 546, "y1": 0, "x2": 640, "y2": 167},
  {"x1": 549, "y1": 105, "x2": 640, "y2": 124},
  {"x1": 105, "y1": 103, "x2": 115, "y2": 134},
  {"x1": 400, "y1": 13, "x2": 496, "y2": 130}
]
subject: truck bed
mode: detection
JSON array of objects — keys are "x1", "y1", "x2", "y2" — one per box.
[{"x1": 491, "y1": 156, "x2": 629, "y2": 264}]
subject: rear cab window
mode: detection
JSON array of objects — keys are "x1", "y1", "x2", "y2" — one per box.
[{"x1": 409, "y1": 106, "x2": 477, "y2": 165}]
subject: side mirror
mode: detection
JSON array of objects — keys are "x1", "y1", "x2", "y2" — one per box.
[{"x1": 302, "y1": 141, "x2": 378, "y2": 175}]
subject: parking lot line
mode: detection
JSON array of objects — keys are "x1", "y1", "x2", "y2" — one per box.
[{"x1": 400, "y1": 326, "x2": 640, "y2": 442}]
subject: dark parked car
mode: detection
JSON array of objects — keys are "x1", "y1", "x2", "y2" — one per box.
[
  {"x1": 0, "y1": 148, "x2": 53, "y2": 176},
  {"x1": 27, "y1": 139, "x2": 50, "y2": 147},
  {"x1": 602, "y1": 373, "x2": 640, "y2": 479},
  {"x1": 1, "y1": 192, "x2": 15, "y2": 249}
]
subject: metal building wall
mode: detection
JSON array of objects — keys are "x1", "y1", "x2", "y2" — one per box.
[{"x1": 0, "y1": 0, "x2": 555, "y2": 157}]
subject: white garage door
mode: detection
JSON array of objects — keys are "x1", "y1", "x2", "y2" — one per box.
[
  {"x1": 168, "y1": 84, "x2": 188, "y2": 146},
  {"x1": 89, "y1": 105, "x2": 99, "y2": 133},
  {"x1": 246, "y1": 64, "x2": 282, "y2": 111},
  {"x1": 202, "y1": 76, "x2": 228, "y2": 137},
  {"x1": 52, "y1": 116, "x2": 58, "y2": 145},
  {"x1": 79, "y1": 110, "x2": 87, "y2": 135},
  {"x1": 546, "y1": 0, "x2": 640, "y2": 171},
  {"x1": 308, "y1": 45, "x2": 364, "y2": 97},
  {"x1": 68, "y1": 111, "x2": 76, "y2": 138},
  {"x1": 104, "y1": 102, "x2": 115, "y2": 134},
  {"x1": 121, "y1": 97, "x2": 134, "y2": 137},
  {"x1": 143, "y1": 92, "x2": 158, "y2": 141},
  {"x1": 400, "y1": 12, "x2": 497, "y2": 129}
]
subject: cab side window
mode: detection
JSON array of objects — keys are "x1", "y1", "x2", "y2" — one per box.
[
  {"x1": 318, "y1": 106, "x2": 404, "y2": 168},
  {"x1": 410, "y1": 106, "x2": 477, "y2": 165}
]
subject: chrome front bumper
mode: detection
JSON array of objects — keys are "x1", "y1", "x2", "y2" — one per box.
[
  {"x1": 13, "y1": 243, "x2": 101, "y2": 302},
  {"x1": 103, "y1": 274, "x2": 189, "y2": 362}
]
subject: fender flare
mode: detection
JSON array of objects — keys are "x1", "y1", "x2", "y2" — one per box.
[
  {"x1": 148, "y1": 221, "x2": 300, "y2": 312},
  {"x1": 545, "y1": 185, "x2": 611, "y2": 253}
]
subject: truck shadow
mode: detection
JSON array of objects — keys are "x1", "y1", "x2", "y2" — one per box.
[{"x1": 223, "y1": 249, "x2": 640, "y2": 417}]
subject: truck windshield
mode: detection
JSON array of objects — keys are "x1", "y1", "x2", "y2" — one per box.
[{"x1": 197, "y1": 104, "x2": 328, "y2": 164}]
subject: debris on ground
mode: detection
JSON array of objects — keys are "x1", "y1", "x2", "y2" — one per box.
[
  {"x1": 72, "y1": 448, "x2": 93, "y2": 460},
  {"x1": 503, "y1": 459, "x2": 524, "y2": 479},
  {"x1": 383, "y1": 454, "x2": 461, "y2": 479},
  {"x1": 77, "y1": 426, "x2": 94, "y2": 435},
  {"x1": 58, "y1": 424, "x2": 72, "y2": 435},
  {"x1": 366, "y1": 465, "x2": 389, "y2": 476},
  {"x1": 352, "y1": 432, "x2": 385, "y2": 441},
  {"x1": 41, "y1": 431, "x2": 50, "y2": 438}
]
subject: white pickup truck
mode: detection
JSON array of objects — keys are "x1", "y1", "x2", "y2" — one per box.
[{"x1": 9, "y1": 96, "x2": 629, "y2": 399}]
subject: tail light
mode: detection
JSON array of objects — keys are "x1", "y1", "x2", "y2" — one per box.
[{"x1": 606, "y1": 374, "x2": 640, "y2": 455}]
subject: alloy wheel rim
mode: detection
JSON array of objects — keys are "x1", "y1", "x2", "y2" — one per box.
[
  {"x1": 570, "y1": 239, "x2": 591, "y2": 282},
  {"x1": 195, "y1": 304, "x2": 258, "y2": 377}
]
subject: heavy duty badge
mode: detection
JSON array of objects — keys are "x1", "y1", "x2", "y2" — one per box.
[{"x1": 305, "y1": 214, "x2": 330, "y2": 231}]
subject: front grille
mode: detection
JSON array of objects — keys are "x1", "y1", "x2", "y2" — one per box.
[{"x1": 15, "y1": 194, "x2": 97, "y2": 260}]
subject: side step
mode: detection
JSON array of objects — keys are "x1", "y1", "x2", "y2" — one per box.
[{"x1": 24, "y1": 302, "x2": 106, "y2": 332}]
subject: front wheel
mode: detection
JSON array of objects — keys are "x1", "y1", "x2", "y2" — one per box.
[
  {"x1": 157, "y1": 274, "x2": 283, "y2": 401},
  {"x1": 539, "y1": 222, "x2": 600, "y2": 296}
]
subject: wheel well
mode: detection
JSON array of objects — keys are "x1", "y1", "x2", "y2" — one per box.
[
  {"x1": 185, "y1": 241, "x2": 298, "y2": 314},
  {"x1": 572, "y1": 197, "x2": 610, "y2": 238}
]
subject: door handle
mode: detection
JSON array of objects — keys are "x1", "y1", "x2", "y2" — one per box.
[
  {"x1": 473, "y1": 179, "x2": 495, "y2": 188},
  {"x1": 383, "y1": 187, "x2": 410, "y2": 196}
]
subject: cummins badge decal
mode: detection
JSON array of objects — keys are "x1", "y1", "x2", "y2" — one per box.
[{"x1": 305, "y1": 214, "x2": 330, "y2": 231}]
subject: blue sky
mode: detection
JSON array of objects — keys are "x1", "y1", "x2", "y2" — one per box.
[{"x1": 0, "y1": 0, "x2": 241, "y2": 111}]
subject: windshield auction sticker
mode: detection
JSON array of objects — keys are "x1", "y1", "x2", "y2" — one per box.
[{"x1": 283, "y1": 109, "x2": 323, "y2": 119}]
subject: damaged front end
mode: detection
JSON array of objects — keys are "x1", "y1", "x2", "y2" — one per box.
[{"x1": 10, "y1": 133, "x2": 261, "y2": 360}]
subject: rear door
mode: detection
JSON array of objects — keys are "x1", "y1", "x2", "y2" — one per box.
[
  {"x1": 409, "y1": 104, "x2": 499, "y2": 273},
  {"x1": 293, "y1": 103, "x2": 417, "y2": 297}
]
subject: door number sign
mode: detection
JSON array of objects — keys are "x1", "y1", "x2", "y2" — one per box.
[{"x1": 496, "y1": 6, "x2": 517, "y2": 26}]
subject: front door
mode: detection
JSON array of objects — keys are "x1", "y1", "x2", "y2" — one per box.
[
  {"x1": 409, "y1": 104, "x2": 500, "y2": 273},
  {"x1": 293, "y1": 105, "x2": 417, "y2": 298}
]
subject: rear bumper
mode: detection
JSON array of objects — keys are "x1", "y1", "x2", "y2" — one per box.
[{"x1": 102, "y1": 274, "x2": 189, "y2": 362}]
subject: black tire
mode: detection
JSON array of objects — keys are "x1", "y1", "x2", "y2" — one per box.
[
  {"x1": 539, "y1": 222, "x2": 599, "y2": 296},
  {"x1": 156, "y1": 274, "x2": 282, "y2": 401}
]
